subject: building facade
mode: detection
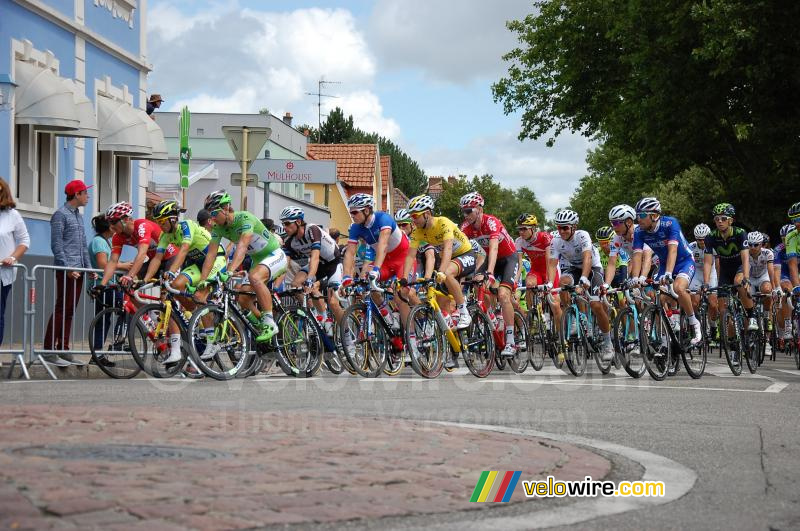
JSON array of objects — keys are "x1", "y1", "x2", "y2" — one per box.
[
  {"x1": 0, "y1": 0, "x2": 164, "y2": 260},
  {"x1": 150, "y1": 111, "x2": 330, "y2": 226}
]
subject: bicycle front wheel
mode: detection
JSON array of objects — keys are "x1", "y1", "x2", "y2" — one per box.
[
  {"x1": 276, "y1": 308, "x2": 323, "y2": 378},
  {"x1": 613, "y1": 307, "x2": 645, "y2": 379},
  {"x1": 339, "y1": 303, "x2": 387, "y2": 378},
  {"x1": 405, "y1": 304, "x2": 445, "y2": 378},
  {"x1": 88, "y1": 306, "x2": 141, "y2": 379},
  {"x1": 507, "y1": 310, "x2": 529, "y2": 374},
  {"x1": 563, "y1": 306, "x2": 587, "y2": 377},
  {"x1": 128, "y1": 303, "x2": 187, "y2": 378},
  {"x1": 720, "y1": 303, "x2": 744, "y2": 376},
  {"x1": 679, "y1": 310, "x2": 706, "y2": 379},
  {"x1": 640, "y1": 306, "x2": 670, "y2": 381},
  {"x1": 527, "y1": 310, "x2": 547, "y2": 371},
  {"x1": 461, "y1": 306, "x2": 495, "y2": 378},
  {"x1": 187, "y1": 304, "x2": 251, "y2": 380}
]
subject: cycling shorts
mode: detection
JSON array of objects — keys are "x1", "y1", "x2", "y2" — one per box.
[
  {"x1": 378, "y1": 236, "x2": 409, "y2": 281},
  {"x1": 718, "y1": 262, "x2": 742, "y2": 287},
  {"x1": 451, "y1": 250, "x2": 476, "y2": 279},
  {"x1": 689, "y1": 271, "x2": 718, "y2": 291},
  {"x1": 252, "y1": 247, "x2": 288, "y2": 279},
  {"x1": 562, "y1": 266, "x2": 604, "y2": 292},
  {"x1": 748, "y1": 270, "x2": 771, "y2": 296},
  {"x1": 307, "y1": 260, "x2": 343, "y2": 289},
  {"x1": 181, "y1": 255, "x2": 227, "y2": 287},
  {"x1": 611, "y1": 265, "x2": 627, "y2": 289},
  {"x1": 656, "y1": 258, "x2": 694, "y2": 282},
  {"x1": 526, "y1": 268, "x2": 559, "y2": 288},
  {"x1": 485, "y1": 252, "x2": 520, "y2": 291}
]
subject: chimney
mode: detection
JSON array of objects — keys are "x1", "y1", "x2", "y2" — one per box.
[
  {"x1": 283, "y1": 112, "x2": 293, "y2": 126},
  {"x1": 303, "y1": 128, "x2": 310, "y2": 137}
]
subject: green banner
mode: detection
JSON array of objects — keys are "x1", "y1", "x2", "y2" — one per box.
[{"x1": 179, "y1": 106, "x2": 191, "y2": 189}]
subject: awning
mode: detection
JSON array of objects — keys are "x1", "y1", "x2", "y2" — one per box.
[
  {"x1": 55, "y1": 79, "x2": 99, "y2": 138},
  {"x1": 13, "y1": 61, "x2": 80, "y2": 130},
  {"x1": 97, "y1": 95, "x2": 152, "y2": 156},
  {"x1": 131, "y1": 109, "x2": 167, "y2": 160}
]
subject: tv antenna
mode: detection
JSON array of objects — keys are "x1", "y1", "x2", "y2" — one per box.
[{"x1": 306, "y1": 79, "x2": 341, "y2": 142}]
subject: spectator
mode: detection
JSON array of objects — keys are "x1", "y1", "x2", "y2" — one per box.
[
  {"x1": 146, "y1": 94, "x2": 164, "y2": 117},
  {"x1": 261, "y1": 218, "x2": 276, "y2": 232},
  {"x1": 43, "y1": 179, "x2": 92, "y2": 367},
  {"x1": 89, "y1": 214, "x2": 130, "y2": 365},
  {"x1": 197, "y1": 209, "x2": 213, "y2": 231},
  {"x1": 328, "y1": 227, "x2": 341, "y2": 241},
  {"x1": 0, "y1": 177, "x2": 29, "y2": 349}
]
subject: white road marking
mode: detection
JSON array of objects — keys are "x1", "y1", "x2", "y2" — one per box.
[
  {"x1": 771, "y1": 368, "x2": 800, "y2": 376},
  {"x1": 764, "y1": 382, "x2": 789, "y2": 393},
  {"x1": 418, "y1": 422, "x2": 697, "y2": 530}
]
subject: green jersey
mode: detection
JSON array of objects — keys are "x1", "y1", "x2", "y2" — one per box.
[
  {"x1": 596, "y1": 243, "x2": 628, "y2": 270},
  {"x1": 157, "y1": 220, "x2": 211, "y2": 266},
  {"x1": 786, "y1": 228, "x2": 799, "y2": 258},
  {"x1": 211, "y1": 211, "x2": 280, "y2": 260}
]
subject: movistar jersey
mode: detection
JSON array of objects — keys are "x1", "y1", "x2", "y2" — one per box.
[
  {"x1": 157, "y1": 220, "x2": 212, "y2": 266},
  {"x1": 703, "y1": 226, "x2": 746, "y2": 269},
  {"x1": 210, "y1": 211, "x2": 280, "y2": 261}
]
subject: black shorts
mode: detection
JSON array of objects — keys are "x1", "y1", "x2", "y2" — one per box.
[
  {"x1": 611, "y1": 266, "x2": 627, "y2": 288},
  {"x1": 477, "y1": 252, "x2": 519, "y2": 290},
  {"x1": 718, "y1": 262, "x2": 741, "y2": 287},
  {"x1": 562, "y1": 266, "x2": 604, "y2": 291},
  {"x1": 451, "y1": 251, "x2": 477, "y2": 279}
]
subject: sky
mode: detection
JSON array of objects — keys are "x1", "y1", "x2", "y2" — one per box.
[{"x1": 146, "y1": 0, "x2": 593, "y2": 214}]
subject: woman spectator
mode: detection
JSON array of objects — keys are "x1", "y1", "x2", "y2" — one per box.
[
  {"x1": 0, "y1": 177, "x2": 30, "y2": 348},
  {"x1": 89, "y1": 214, "x2": 130, "y2": 364}
]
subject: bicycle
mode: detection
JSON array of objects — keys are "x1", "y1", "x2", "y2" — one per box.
[
  {"x1": 747, "y1": 292, "x2": 771, "y2": 368},
  {"x1": 706, "y1": 284, "x2": 756, "y2": 375},
  {"x1": 519, "y1": 285, "x2": 562, "y2": 371},
  {"x1": 784, "y1": 292, "x2": 800, "y2": 369},
  {"x1": 187, "y1": 277, "x2": 323, "y2": 379},
  {"x1": 610, "y1": 286, "x2": 647, "y2": 378},
  {"x1": 560, "y1": 284, "x2": 609, "y2": 376},
  {"x1": 87, "y1": 283, "x2": 159, "y2": 379},
  {"x1": 404, "y1": 278, "x2": 495, "y2": 378},
  {"x1": 480, "y1": 285, "x2": 528, "y2": 374},
  {"x1": 338, "y1": 278, "x2": 406, "y2": 378}
]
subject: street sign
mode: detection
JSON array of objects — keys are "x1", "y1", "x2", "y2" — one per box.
[
  {"x1": 222, "y1": 126, "x2": 270, "y2": 162},
  {"x1": 259, "y1": 159, "x2": 337, "y2": 184}
]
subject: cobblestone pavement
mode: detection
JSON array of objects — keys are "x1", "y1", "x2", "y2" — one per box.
[{"x1": 0, "y1": 405, "x2": 610, "y2": 530}]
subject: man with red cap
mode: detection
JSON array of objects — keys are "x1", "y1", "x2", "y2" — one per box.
[{"x1": 43, "y1": 179, "x2": 93, "y2": 367}]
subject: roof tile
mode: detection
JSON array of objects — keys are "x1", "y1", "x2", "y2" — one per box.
[{"x1": 307, "y1": 143, "x2": 378, "y2": 188}]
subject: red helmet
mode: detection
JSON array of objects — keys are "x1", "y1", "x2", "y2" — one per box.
[
  {"x1": 459, "y1": 192, "x2": 484, "y2": 209},
  {"x1": 105, "y1": 201, "x2": 133, "y2": 222}
]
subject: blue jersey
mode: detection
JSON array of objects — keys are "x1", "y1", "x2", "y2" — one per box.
[
  {"x1": 774, "y1": 243, "x2": 792, "y2": 279},
  {"x1": 633, "y1": 216, "x2": 693, "y2": 267},
  {"x1": 347, "y1": 211, "x2": 404, "y2": 253}
]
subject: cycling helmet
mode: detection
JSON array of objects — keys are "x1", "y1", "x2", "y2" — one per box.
[
  {"x1": 279, "y1": 206, "x2": 304, "y2": 221},
  {"x1": 346, "y1": 193, "x2": 374, "y2": 210},
  {"x1": 516, "y1": 213, "x2": 539, "y2": 227},
  {"x1": 204, "y1": 190, "x2": 232, "y2": 212},
  {"x1": 780, "y1": 224, "x2": 794, "y2": 237},
  {"x1": 693, "y1": 223, "x2": 711, "y2": 239},
  {"x1": 762, "y1": 233, "x2": 771, "y2": 245},
  {"x1": 394, "y1": 208, "x2": 411, "y2": 223},
  {"x1": 407, "y1": 195, "x2": 435, "y2": 214},
  {"x1": 634, "y1": 197, "x2": 661, "y2": 214},
  {"x1": 595, "y1": 226, "x2": 615, "y2": 241},
  {"x1": 554, "y1": 209, "x2": 579, "y2": 226},
  {"x1": 746, "y1": 231, "x2": 764, "y2": 246},
  {"x1": 712, "y1": 202, "x2": 735, "y2": 217},
  {"x1": 608, "y1": 204, "x2": 636, "y2": 222},
  {"x1": 151, "y1": 200, "x2": 183, "y2": 221},
  {"x1": 274, "y1": 226, "x2": 287, "y2": 239},
  {"x1": 106, "y1": 201, "x2": 133, "y2": 222},
  {"x1": 459, "y1": 192, "x2": 484, "y2": 209},
  {"x1": 550, "y1": 230, "x2": 559, "y2": 239},
  {"x1": 788, "y1": 201, "x2": 800, "y2": 219}
]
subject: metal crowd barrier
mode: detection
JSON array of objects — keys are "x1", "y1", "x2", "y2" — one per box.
[{"x1": 1, "y1": 264, "x2": 31, "y2": 379}]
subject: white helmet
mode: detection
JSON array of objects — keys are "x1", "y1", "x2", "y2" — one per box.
[
  {"x1": 346, "y1": 193, "x2": 375, "y2": 210},
  {"x1": 780, "y1": 224, "x2": 794, "y2": 238},
  {"x1": 278, "y1": 206, "x2": 304, "y2": 221},
  {"x1": 746, "y1": 231, "x2": 765, "y2": 246},
  {"x1": 693, "y1": 223, "x2": 711, "y2": 239},
  {"x1": 106, "y1": 201, "x2": 133, "y2": 222},
  {"x1": 459, "y1": 192, "x2": 484, "y2": 209},
  {"x1": 554, "y1": 209, "x2": 579, "y2": 225},
  {"x1": 394, "y1": 209, "x2": 411, "y2": 222},
  {"x1": 635, "y1": 197, "x2": 661, "y2": 214},
  {"x1": 407, "y1": 195, "x2": 435, "y2": 213},
  {"x1": 609, "y1": 204, "x2": 636, "y2": 222}
]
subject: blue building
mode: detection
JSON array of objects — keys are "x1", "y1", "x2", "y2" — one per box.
[{"x1": 0, "y1": 0, "x2": 165, "y2": 263}]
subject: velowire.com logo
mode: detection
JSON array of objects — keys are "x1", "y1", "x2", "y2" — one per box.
[{"x1": 469, "y1": 471, "x2": 522, "y2": 503}]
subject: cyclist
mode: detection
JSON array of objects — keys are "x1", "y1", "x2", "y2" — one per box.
[
  {"x1": 403, "y1": 195, "x2": 474, "y2": 335},
  {"x1": 629, "y1": 197, "x2": 702, "y2": 345},
  {"x1": 744, "y1": 231, "x2": 777, "y2": 325},
  {"x1": 342, "y1": 193, "x2": 409, "y2": 330},
  {"x1": 689, "y1": 223, "x2": 718, "y2": 338},
  {"x1": 606, "y1": 204, "x2": 654, "y2": 288},
  {"x1": 460, "y1": 192, "x2": 520, "y2": 358},
  {"x1": 279, "y1": 206, "x2": 344, "y2": 334},
  {"x1": 551, "y1": 208, "x2": 613, "y2": 360},
  {"x1": 515, "y1": 213, "x2": 562, "y2": 347},
  {"x1": 142, "y1": 200, "x2": 227, "y2": 362},
  {"x1": 787, "y1": 202, "x2": 800, "y2": 294},
  {"x1": 99, "y1": 201, "x2": 177, "y2": 289},
  {"x1": 702, "y1": 203, "x2": 757, "y2": 331},
  {"x1": 773, "y1": 223, "x2": 797, "y2": 345},
  {"x1": 596, "y1": 226, "x2": 628, "y2": 289},
  {"x1": 199, "y1": 190, "x2": 287, "y2": 343},
  {"x1": 396, "y1": 208, "x2": 435, "y2": 281}
]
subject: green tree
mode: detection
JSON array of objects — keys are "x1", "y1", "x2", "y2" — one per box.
[
  {"x1": 493, "y1": 0, "x2": 800, "y2": 235},
  {"x1": 319, "y1": 107, "x2": 355, "y2": 143},
  {"x1": 295, "y1": 124, "x2": 318, "y2": 140}
]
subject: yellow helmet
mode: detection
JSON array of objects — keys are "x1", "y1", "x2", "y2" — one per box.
[{"x1": 515, "y1": 213, "x2": 539, "y2": 228}]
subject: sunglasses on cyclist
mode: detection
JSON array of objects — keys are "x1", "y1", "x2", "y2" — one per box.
[
  {"x1": 556, "y1": 225, "x2": 571, "y2": 231},
  {"x1": 636, "y1": 212, "x2": 649, "y2": 219},
  {"x1": 209, "y1": 209, "x2": 222, "y2": 217},
  {"x1": 410, "y1": 212, "x2": 425, "y2": 219},
  {"x1": 517, "y1": 226, "x2": 532, "y2": 232},
  {"x1": 461, "y1": 208, "x2": 474, "y2": 215},
  {"x1": 349, "y1": 209, "x2": 364, "y2": 216},
  {"x1": 281, "y1": 220, "x2": 294, "y2": 226},
  {"x1": 398, "y1": 222, "x2": 411, "y2": 227},
  {"x1": 610, "y1": 219, "x2": 626, "y2": 227},
  {"x1": 714, "y1": 215, "x2": 731, "y2": 222}
]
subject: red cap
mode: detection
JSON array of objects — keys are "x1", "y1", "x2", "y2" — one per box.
[{"x1": 64, "y1": 180, "x2": 92, "y2": 196}]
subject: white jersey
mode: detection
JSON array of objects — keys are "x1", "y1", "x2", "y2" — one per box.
[
  {"x1": 551, "y1": 230, "x2": 601, "y2": 269},
  {"x1": 748, "y1": 248, "x2": 774, "y2": 279},
  {"x1": 689, "y1": 241, "x2": 716, "y2": 284}
]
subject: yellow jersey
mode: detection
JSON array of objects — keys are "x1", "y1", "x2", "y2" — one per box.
[{"x1": 409, "y1": 217, "x2": 471, "y2": 257}]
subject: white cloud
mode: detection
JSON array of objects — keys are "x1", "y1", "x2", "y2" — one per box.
[
  {"x1": 418, "y1": 131, "x2": 594, "y2": 216},
  {"x1": 368, "y1": 0, "x2": 531, "y2": 84},
  {"x1": 147, "y1": 4, "x2": 396, "y2": 137}
]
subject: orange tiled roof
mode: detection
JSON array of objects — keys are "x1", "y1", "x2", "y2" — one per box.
[
  {"x1": 392, "y1": 187, "x2": 410, "y2": 212},
  {"x1": 380, "y1": 155, "x2": 392, "y2": 210},
  {"x1": 307, "y1": 143, "x2": 378, "y2": 188}
]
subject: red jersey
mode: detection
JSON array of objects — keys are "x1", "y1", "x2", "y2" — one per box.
[
  {"x1": 515, "y1": 231, "x2": 552, "y2": 275},
  {"x1": 111, "y1": 219, "x2": 176, "y2": 259},
  {"x1": 461, "y1": 214, "x2": 516, "y2": 258}
]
